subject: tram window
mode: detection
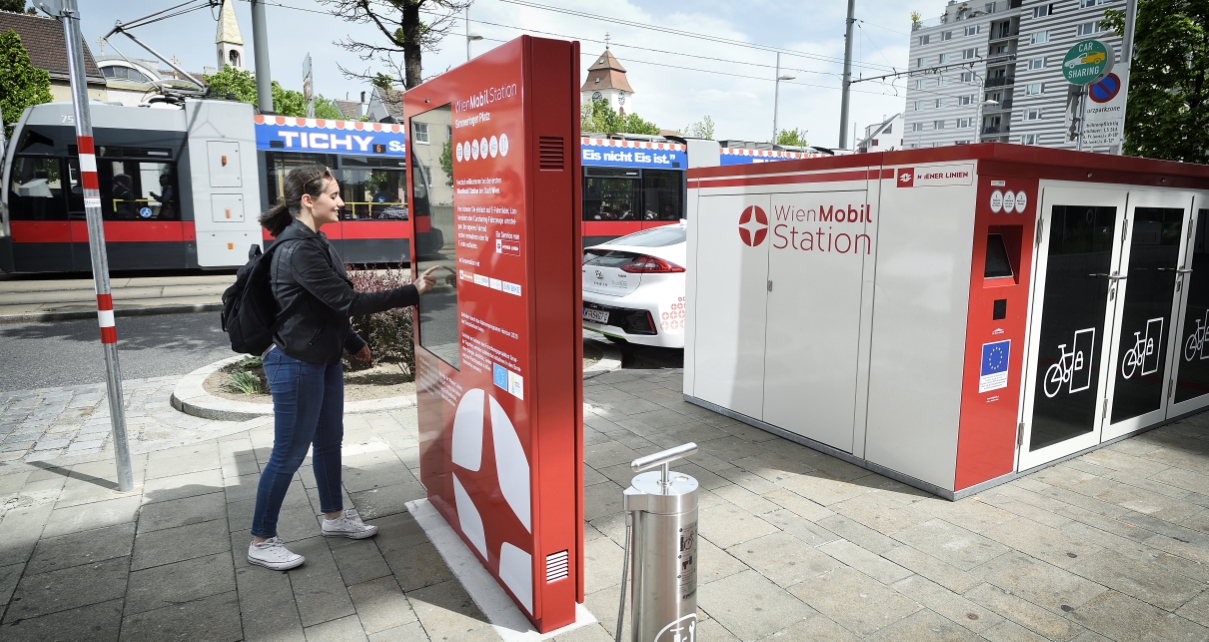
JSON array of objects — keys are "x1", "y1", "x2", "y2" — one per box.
[
  {"x1": 97, "y1": 160, "x2": 178, "y2": 220},
  {"x1": 265, "y1": 152, "x2": 338, "y2": 213},
  {"x1": 65, "y1": 157, "x2": 83, "y2": 215},
  {"x1": 335, "y1": 168, "x2": 406, "y2": 221},
  {"x1": 410, "y1": 103, "x2": 459, "y2": 370},
  {"x1": 8, "y1": 157, "x2": 66, "y2": 220},
  {"x1": 642, "y1": 169, "x2": 684, "y2": 221},
  {"x1": 583, "y1": 170, "x2": 640, "y2": 221}
]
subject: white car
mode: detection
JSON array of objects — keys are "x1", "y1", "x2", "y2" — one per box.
[{"x1": 582, "y1": 222, "x2": 687, "y2": 349}]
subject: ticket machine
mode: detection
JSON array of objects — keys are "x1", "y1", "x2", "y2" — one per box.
[
  {"x1": 685, "y1": 145, "x2": 1209, "y2": 498},
  {"x1": 405, "y1": 36, "x2": 583, "y2": 631}
]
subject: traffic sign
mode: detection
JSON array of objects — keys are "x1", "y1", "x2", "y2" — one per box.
[
  {"x1": 1089, "y1": 73, "x2": 1122, "y2": 103},
  {"x1": 1063, "y1": 39, "x2": 1113, "y2": 85}
]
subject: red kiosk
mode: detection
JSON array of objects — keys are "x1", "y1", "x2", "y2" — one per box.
[{"x1": 404, "y1": 37, "x2": 584, "y2": 632}]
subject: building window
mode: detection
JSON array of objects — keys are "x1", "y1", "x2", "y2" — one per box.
[
  {"x1": 920, "y1": 34, "x2": 931, "y2": 45},
  {"x1": 965, "y1": 25, "x2": 979, "y2": 36},
  {"x1": 955, "y1": 139, "x2": 972, "y2": 145},
  {"x1": 942, "y1": 31, "x2": 953, "y2": 40},
  {"x1": 1077, "y1": 21, "x2": 1102, "y2": 36},
  {"x1": 985, "y1": 3, "x2": 997, "y2": 13},
  {"x1": 917, "y1": 57, "x2": 926, "y2": 68},
  {"x1": 1033, "y1": 4, "x2": 1055, "y2": 17},
  {"x1": 915, "y1": 100, "x2": 926, "y2": 111},
  {"x1": 1021, "y1": 134, "x2": 1038, "y2": 144},
  {"x1": 934, "y1": 120, "x2": 946, "y2": 130},
  {"x1": 1028, "y1": 58, "x2": 1044, "y2": 70},
  {"x1": 1031, "y1": 30, "x2": 1050, "y2": 44},
  {"x1": 414, "y1": 122, "x2": 430, "y2": 143},
  {"x1": 1080, "y1": 0, "x2": 1110, "y2": 7},
  {"x1": 958, "y1": 118, "x2": 972, "y2": 128},
  {"x1": 912, "y1": 122, "x2": 924, "y2": 132},
  {"x1": 939, "y1": 52, "x2": 952, "y2": 63},
  {"x1": 960, "y1": 72, "x2": 974, "y2": 82},
  {"x1": 959, "y1": 95, "x2": 974, "y2": 105},
  {"x1": 1026, "y1": 109, "x2": 1042, "y2": 120},
  {"x1": 916, "y1": 79, "x2": 927, "y2": 90},
  {"x1": 963, "y1": 48, "x2": 977, "y2": 59},
  {"x1": 883, "y1": 124, "x2": 893, "y2": 134},
  {"x1": 1026, "y1": 83, "x2": 1043, "y2": 95},
  {"x1": 939, "y1": 76, "x2": 951, "y2": 86},
  {"x1": 936, "y1": 98, "x2": 946, "y2": 108}
]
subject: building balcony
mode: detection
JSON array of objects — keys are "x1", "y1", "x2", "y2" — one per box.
[
  {"x1": 981, "y1": 124, "x2": 1011, "y2": 135},
  {"x1": 985, "y1": 76, "x2": 1016, "y2": 88}
]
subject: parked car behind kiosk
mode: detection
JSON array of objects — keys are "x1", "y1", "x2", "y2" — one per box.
[{"x1": 582, "y1": 221, "x2": 687, "y2": 348}]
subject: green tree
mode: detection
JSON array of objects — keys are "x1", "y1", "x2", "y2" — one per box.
[
  {"x1": 581, "y1": 99, "x2": 659, "y2": 136},
  {"x1": 683, "y1": 115, "x2": 715, "y2": 139},
  {"x1": 0, "y1": 0, "x2": 33, "y2": 13},
  {"x1": 775, "y1": 127, "x2": 808, "y2": 147},
  {"x1": 1103, "y1": 1, "x2": 1209, "y2": 162},
  {"x1": 0, "y1": 30, "x2": 52, "y2": 130},
  {"x1": 202, "y1": 65, "x2": 348, "y2": 119},
  {"x1": 439, "y1": 140, "x2": 453, "y2": 186}
]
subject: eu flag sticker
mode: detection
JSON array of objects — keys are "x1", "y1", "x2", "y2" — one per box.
[
  {"x1": 979, "y1": 340, "x2": 1010, "y2": 393},
  {"x1": 493, "y1": 363, "x2": 508, "y2": 391}
]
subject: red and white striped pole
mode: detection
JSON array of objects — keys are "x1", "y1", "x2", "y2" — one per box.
[{"x1": 55, "y1": 0, "x2": 134, "y2": 491}]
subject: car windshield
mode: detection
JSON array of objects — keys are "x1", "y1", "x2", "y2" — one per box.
[{"x1": 611, "y1": 224, "x2": 686, "y2": 247}]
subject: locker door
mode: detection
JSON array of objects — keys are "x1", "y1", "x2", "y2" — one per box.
[
  {"x1": 1166, "y1": 194, "x2": 1209, "y2": 417},
  {"x1": 690, "y1": 194, "x2": 770, "y2": 420},
  {"x1": 761, "y1": 191, "x2": 868, "y2": 452}
]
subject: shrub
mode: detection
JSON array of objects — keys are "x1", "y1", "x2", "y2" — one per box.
[
  {"x1": 343, "y1": 263, "x2": 415, "y2": 378},
  {"x1": 226, "y1": 370, "x2": 264, "y2": 394}
]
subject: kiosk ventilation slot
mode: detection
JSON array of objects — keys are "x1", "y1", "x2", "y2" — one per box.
[
  {"x1": 546, "y1": 550, "x2": 569, "y2": 582},
  {"x1": 539, "y1": 136, "x2": 565, "y2": 170}
]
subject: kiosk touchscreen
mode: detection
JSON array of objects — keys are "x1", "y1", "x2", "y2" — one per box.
[{"x1": 405, "y1": 36, "x2": 584, "y2": 632}]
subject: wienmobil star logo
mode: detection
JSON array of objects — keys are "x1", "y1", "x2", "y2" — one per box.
[{"x1": 738, "y1": 205, "x2": 768, "y2": 247}]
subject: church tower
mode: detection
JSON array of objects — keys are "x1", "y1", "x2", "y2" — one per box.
[
  {"x1": 580, "y1": 37, "x2": 634, "y2": 115},
  {"x1": 216, "y1": 0, "x2": 245, "y2": 71}
]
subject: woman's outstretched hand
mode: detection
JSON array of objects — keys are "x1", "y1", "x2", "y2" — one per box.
[
  {"x1": 354, "y1": 345, "x2": 372, "y2": 362},
  {"x1": 415, "y1": 266, "x2": 441, "y2": 294}
]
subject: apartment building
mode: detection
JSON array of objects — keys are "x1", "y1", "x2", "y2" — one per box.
[{"x1": 903, "y1": 0, "x2": 1123, "y2": 150}]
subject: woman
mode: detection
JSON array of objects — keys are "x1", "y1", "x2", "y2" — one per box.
[{"x1": 248, "y1": 165, "x2": 438, "y2": 570}]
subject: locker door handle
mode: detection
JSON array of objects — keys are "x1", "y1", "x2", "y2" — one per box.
[
  {"x1": 1177, "y1": 268, "x2": 1194, "y2": 275},
  {"x1": 1089, "y1": 273, "x2": 1127, "y2": 281}
]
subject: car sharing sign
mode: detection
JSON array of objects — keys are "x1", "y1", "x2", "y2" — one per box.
[
  {"x1": 1063, "y1": 40, "x2": 1113, "y2": 85},
  {"x1": 253, "y1": 115, "x2": 407, "y2": 157}
]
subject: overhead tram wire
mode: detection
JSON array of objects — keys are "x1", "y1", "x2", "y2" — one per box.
[
  {"x1": 494, "y1": 0, "x2": 898, "y2": 74},
  {"x1": 119, "y1": 0, "x2": 214, "y2": 30},
  {"x1": 247, "y1": 0, "x2": 925, "y2": 100}
]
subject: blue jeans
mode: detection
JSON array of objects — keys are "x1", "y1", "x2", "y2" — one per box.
[{"x1": 250, "y1": 348, "x2": 345, "y2": 538}]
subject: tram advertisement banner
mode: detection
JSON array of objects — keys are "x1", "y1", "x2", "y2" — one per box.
[
  {"x1": 252, "y1": 115, "x2": 407, "y2": 157},
  {"x1": 406, "y1": 36, "x2": 582, "y2": 633},
  {"x1": 581, "y1": 139, "x2": 685, "y2": 169}
]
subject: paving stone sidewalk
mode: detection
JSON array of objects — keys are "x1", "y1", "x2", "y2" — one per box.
[{"x1": 0, "y1": 368, "x2": 1207, "y2": 641}]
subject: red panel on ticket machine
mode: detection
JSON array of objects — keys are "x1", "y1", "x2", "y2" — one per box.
[{"x1": 405, "y1": 36, "x2": 583, "y2": 632}]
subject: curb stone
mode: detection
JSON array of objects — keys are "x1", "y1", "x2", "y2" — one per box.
[
  {"x1": 583, "y1": 336, "x2": 623, "y2": 379},
  {"x1": 0, "y1": 302, "x2": 224, "y2": 325}
]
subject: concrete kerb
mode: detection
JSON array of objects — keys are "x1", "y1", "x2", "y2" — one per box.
[
  {"x1": 174, "y1": 336, "x2": 622, "y2": 421},
  {"x1": 171, "y1": 355, "x2": 418, "y2": 421},
  {"x1": 0, "y1": 302, "x2": 225, "y2": 325}
]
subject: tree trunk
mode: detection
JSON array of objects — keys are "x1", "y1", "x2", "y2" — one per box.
[{"x1": 403, "y1": 0, "x2": 423, "y2": 89}]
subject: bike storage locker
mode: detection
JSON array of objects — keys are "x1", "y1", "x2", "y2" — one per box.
[{"x1": 684, "y1": 144, "x2": 1209, "y2": 499}]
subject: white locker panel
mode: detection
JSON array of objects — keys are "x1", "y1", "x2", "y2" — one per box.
[
  {"x1": 691, "y1": 193, "x2": 771, "y2": 420},
  {"x1": 864, "y1": 169, "x2": 978, "y2": 490},
  {"x1": 211, "y1": 194, "x2": 245, "y2": 223},
  {"x1": 762, "y1": 190, "x2": 870, "y2": 452}
]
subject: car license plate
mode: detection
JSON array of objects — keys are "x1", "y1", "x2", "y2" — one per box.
[{"x1": 583, "y1": 308, "x2": 610, "y2": 324}]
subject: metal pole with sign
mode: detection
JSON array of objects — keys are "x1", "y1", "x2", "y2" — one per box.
[
  {"x1": 41, "y1": 0, "x2": 135, "y2": 492},
  {"x1": 1062, "y1": 39, "x2": 1114, "y2": 151},
  {"x1": 302, "y1": 53, "x2": 314, "y2": 118}
]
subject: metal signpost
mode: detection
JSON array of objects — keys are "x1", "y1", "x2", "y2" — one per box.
[
  {"x1": 302, "y1": 53, "x2": 314, "y2": 118},
  {"x1": 1062, "y1": 39, "x2": 1114, "y2": 151},
  {"x1": 39, "y1": 0, "x2": 135, "y2": 492}
]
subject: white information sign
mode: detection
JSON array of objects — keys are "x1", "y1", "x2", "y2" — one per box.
[{"x1": 1083, "y1": 68, "x2": 1129, "y2": 149}]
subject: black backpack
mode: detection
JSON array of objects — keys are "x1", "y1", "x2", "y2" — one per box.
[{"x1": 220, "y1": 243, "x2": 300, "y2": 355}]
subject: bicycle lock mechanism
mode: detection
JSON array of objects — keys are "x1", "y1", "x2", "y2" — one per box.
[{"x1": 615, "y1": 443, "x2": 699, "y2": 642}]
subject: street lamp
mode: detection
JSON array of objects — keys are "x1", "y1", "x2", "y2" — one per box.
[
  {"x1": 772, "y1": 53, "x2": 796, "y2": 143},
  {"x1": 465, "y1": 8, "x2": 483, "y2": 61}
]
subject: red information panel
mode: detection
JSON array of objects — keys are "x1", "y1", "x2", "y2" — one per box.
[{"x1": 405, "y1": 36, "x2": 583, "y2": 632}]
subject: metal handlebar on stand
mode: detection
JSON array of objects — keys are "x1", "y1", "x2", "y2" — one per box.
[{"x1": 616, "y1": 443, "x2": 699, "y2": 642}]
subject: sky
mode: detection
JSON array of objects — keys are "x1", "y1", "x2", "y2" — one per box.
[{"x1": 76, "y1": 0, "x2": 918, "y2": 148}]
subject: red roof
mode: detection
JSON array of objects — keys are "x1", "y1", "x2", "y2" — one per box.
[{"x1": 0, "y1": 11, "x2": 104, "y2": 83}]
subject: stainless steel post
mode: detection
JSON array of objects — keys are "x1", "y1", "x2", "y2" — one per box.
[
  {"x1": 619, "y1": 443, "x2": 699, "y2": 642},
  {"x1": 251, "y1": 0, "x2": 274, "y2": 113},
  {"x1": 1076, "y1": 85, "x2": 1088, "y2": 152},
  {"x1": 58, "y1": 0, "x2": 134, "y2": 492}
]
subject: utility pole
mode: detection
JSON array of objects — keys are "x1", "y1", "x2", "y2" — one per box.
[
  {"x1": 838, "y1": 0, "x2": 856, "y2": 149},
  {"x1": 41, "y1": 0, "x2": 135, "y2": 492},
  {"x1": 1111, "y1": 0, "x2": 1137, "y2": 155},
  {"x1": 251, "y1": 0, "x2": 273, "y2": 113}
]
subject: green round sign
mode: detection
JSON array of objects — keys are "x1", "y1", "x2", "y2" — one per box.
[{"x1": 1063, "y1": 39, "x2": 1113, "y2": 85}]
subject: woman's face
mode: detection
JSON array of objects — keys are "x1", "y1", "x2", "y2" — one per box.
[{"x1": 305, "y1": 177, "x2": 344, "y2": 228}]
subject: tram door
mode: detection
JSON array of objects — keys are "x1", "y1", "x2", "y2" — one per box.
[{"x1": 1019, "y1": 185, "x2": 1196, "y2": 471}]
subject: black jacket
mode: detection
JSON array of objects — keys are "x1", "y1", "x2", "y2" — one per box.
[{"x1": 270, "y1": 220, "x2": 418, "y2": 364}]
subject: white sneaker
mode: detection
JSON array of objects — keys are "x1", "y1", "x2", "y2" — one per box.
[
  {"x1": 322, "y1": 509, "x2": 378, "y2": 539},
  {"x1": 248, "y1": 537, "x2": 305, "y2": 570}
]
